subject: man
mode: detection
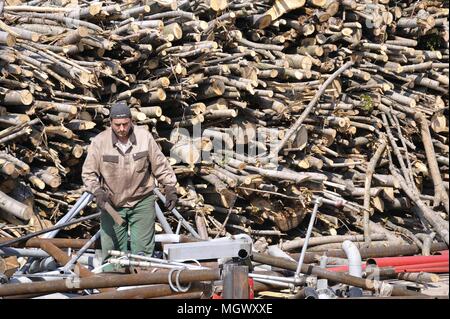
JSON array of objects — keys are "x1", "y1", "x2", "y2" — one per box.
[{"x1": 82, "y1": 101, "x2": 177, "y2": 270}]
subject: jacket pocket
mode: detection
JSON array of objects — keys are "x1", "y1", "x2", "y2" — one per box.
[
  {"x1": 101, "y1": 155, "x2": 120, "y2": 178},
  {"x1": 133, "y1": 151, "x2": 149, "y2": 172}
]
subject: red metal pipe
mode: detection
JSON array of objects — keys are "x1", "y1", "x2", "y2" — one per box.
[
  {"x1": 325, "y1": 265, "x2": 364, "y2": 272},
  {"x1": 367, "y1": 253, "x2": 448, "y2": 267}
]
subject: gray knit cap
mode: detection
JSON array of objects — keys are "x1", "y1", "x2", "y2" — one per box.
[{"x1": 110, "y1": 101, "x2": 131, "y2": 119}]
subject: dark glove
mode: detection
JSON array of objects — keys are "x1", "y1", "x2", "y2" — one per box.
[
  {"x1": 94, "y1": 188, "x2": 108, "y2": 210},
  {"x1": 164, "y1": 186, "x2": 178, "y2": 211}
]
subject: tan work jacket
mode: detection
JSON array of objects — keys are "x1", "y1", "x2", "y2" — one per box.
[{"x1": 82, "y1": 125, "x2": 176, "y2": 208}]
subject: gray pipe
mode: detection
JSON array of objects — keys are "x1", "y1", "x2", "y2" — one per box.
[
  {"x1": 0, "y1": 247, "x2": 49, "y2": 258},
  {"x1": 43, "y1": 192, "x2": 93, "y2": 238},
  {"x1": 61, "y1": 231, "x2": 100, "y2": 273},
  {"x1": 295, "y1": 197, "x2": 322, "y2": 278},
  {"x1": 155, "y1": 202, "x2": 174, "y2": 234},
  {"x1": 153, "y1": 188, "x2": 201, "y2": 239}
]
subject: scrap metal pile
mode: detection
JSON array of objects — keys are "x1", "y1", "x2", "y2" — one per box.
[{"x1": 0, "y1": 0, "x2": 448, "y2": 299}]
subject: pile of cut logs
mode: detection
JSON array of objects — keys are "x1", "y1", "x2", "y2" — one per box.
[{"x1": 0, "y1": 0, "x2": 448, "y2": 298}]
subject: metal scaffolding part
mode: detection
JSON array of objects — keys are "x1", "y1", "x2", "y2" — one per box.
[
  {"x1": 44, "y1": 192, "x2": 94, "y2": 239},
  {"x1": 0, "y1": 247, "x2": 50, "y2": 258},
  {"x1": 295, "y1": 197, "x2": 322, "y2": 278},
  {"x1": 61, "y1": 231, "x2": 101, "y2": 273},
  {"x1": 153, "y1": 188, "x2": 201, "y2": 239},
  {"x1": 108, "y1": 250, "x2": 207, "y2": 270},
  {"x1": 155, "y1": 202, "x2": 174, "y2": 235}
]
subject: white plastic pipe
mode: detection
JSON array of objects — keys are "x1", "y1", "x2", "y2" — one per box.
[{"x1": 342, "y1": 240, "x2": 362, "y2": 278}]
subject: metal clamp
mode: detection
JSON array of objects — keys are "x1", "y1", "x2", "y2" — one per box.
[{"x1": 168, "y1": 267, "x2": 191, "y2": 292}]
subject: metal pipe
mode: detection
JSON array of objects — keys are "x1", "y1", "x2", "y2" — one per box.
[
  {"x1": 155, "y1": 202, "x2": 174, "y2": 234},
  {"x1": 153, "y1": 188, "x2": 201, "y2": 239},
  {"x1": 76, "y1": 283, "x2": 208, "y2": 299},
  {"x1": 0, "y1": 235, "x2": 187, "y2": 249},
  {"x1": 0, "y1": 212, "x2": 101, "y2": 248},
  {"x1": 108, "y1": 258, "x2": 208, "y2": 270},
  {"x1": 27, "y1": 257, "x2": 58, "y2": 274},
  {"x1": 295, "y1": 197, "x2": 322, "y2": 278},
  {"x1": 0, "y1": 269, "x2": 221, "y2": 297},
  {"x1": 249, "y1": 273, "x2": 305, "y2": 285},
  {"x1": 108, "y1": 250, "x2": 207, "y2": 269},
  {"x1": 252, "y1": 252, "x2": 427, "y2": 297},
  {"x1": 14, "y1": 193, "x2": 93, "y2": 274},
  {"x1": 252, "y1": 278, "x2": 295, "y2": 289},
  {"x1": 39, "y1": 241, "x2": 94, "y2": 278},
  {"x1": 155, "y1": 234, "x2": 181, "y2": 243},
  {"x1": 288, "y1": 242, "x2": 448, "y2": 263},
  {"x1": 43, "y1": 192, "x2": 93, "y2": 238},
  {"x1": 153, "y1": 291, "x2": 203, "y2": 299},
  {"x1": 61, "y1": 231, "x2": 101, "y2": 273},
  {"x1": 0, "y1": 247, "x2": 49, "y2": 258}
]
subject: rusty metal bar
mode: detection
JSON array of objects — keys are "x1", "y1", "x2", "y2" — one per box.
[
  {"x1": 39, "y1": 241, "x2": 93, "y2": 278},
  {"x1": 0, "y1": 234, "x2": 199, "y2": 250},
  {"x1": 289, "y1": 242, "x2": 448, "y2": 263},
  {"x1": 75, "y1": 282, "x2": 209, "y2": 299},
  {"x1": 154, "y1": 291, "x2": 203, "y2": 299},
  {"x1": 62, "y1": 231, "x2": 101, "y2": 273},
  {"x1": 0, "y1": 268, "x2": 220, "y2": 297},
  {"x1": 0, "y1": 212, "x2": 101, "y2": 248},
  {"x1": 252, "y1": 252, "x2": 427, "y2": 297},
  {"x1": 0, "y1": 238, "x2": 99, "y2": 249}
]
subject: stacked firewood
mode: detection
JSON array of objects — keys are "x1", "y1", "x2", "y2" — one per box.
[{"x1": 0, "y1": 0, "x2": 448, "y2": 255}]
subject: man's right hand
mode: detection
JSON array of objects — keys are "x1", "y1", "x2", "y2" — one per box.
[{"x1": 94, "y1": 188, "x2": 108, "y2": 210}]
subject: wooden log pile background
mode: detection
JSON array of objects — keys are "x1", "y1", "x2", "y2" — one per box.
[{"x1": 0, "y1": 0, "x2": 448, "y2": 280}]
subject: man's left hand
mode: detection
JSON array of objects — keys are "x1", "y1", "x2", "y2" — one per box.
[{"x1": 164, "y1": 186, "x2": 178, "y2": 211}]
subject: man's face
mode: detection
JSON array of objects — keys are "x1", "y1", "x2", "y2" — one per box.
[{"x1": 111, "y1": 118, "x2": 132, "y2": 138}]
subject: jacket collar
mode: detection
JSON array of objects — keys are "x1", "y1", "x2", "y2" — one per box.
[{"x1": 111, "y1": 124, "x2": 137, "y2": 146}]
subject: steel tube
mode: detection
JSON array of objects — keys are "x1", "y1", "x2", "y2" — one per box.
[
  {"x1": 252, "y1": 278, "x2": 294, "y2": 289},
  {"x1": 288, "y1": 243, "x2": 448, "y2": 263},
  {"x1": 75, "y1": 283, "x2": 207, "y2": 299},
  {"x1": 155, "y1": 202, "x2": 174, "y2": 234},
  {"x1": 0, "y1": 269, "x2": 220, "y2": 297},
  {"x1": 0, "y1": 235, "x2": 193, "y2": 249},
  {"x1": 44, "y1": 192, "x2": 93, "y2": 238},
  {"x1": 39, "y1": 241, "x2": 94, "y2": 278},
  {"x1": 0, "y1": 212, "x2": 101, "y2": 248},
  {"x1": 61, "y1": 231, "x2": 101, "y2": 273},
  {"x1": 153, "y1": 188, "x2": 201, "y2": 239},
  {"x1": 252, "y1": 252, "x2": 426, "y2": 297},
  {"x1": 154, "y1": 291, "x2": 203, "y2": 299},
  {"x1": 249, "y1": 273, "x2": 305, "y2": 285},
  {"x1": 295, "y1": 197, "x2": 321, "y2": 278},
  {"x1": 0, "y1": 247, "x2": 49, "y2": 258},
  {"x1": 108, "y1": 250, "x2": 207, "y2": 269}
]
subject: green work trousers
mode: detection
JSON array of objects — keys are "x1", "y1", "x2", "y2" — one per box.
[{"x1": 100, "y1": 194, "x2": 156, "y2": 271}]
